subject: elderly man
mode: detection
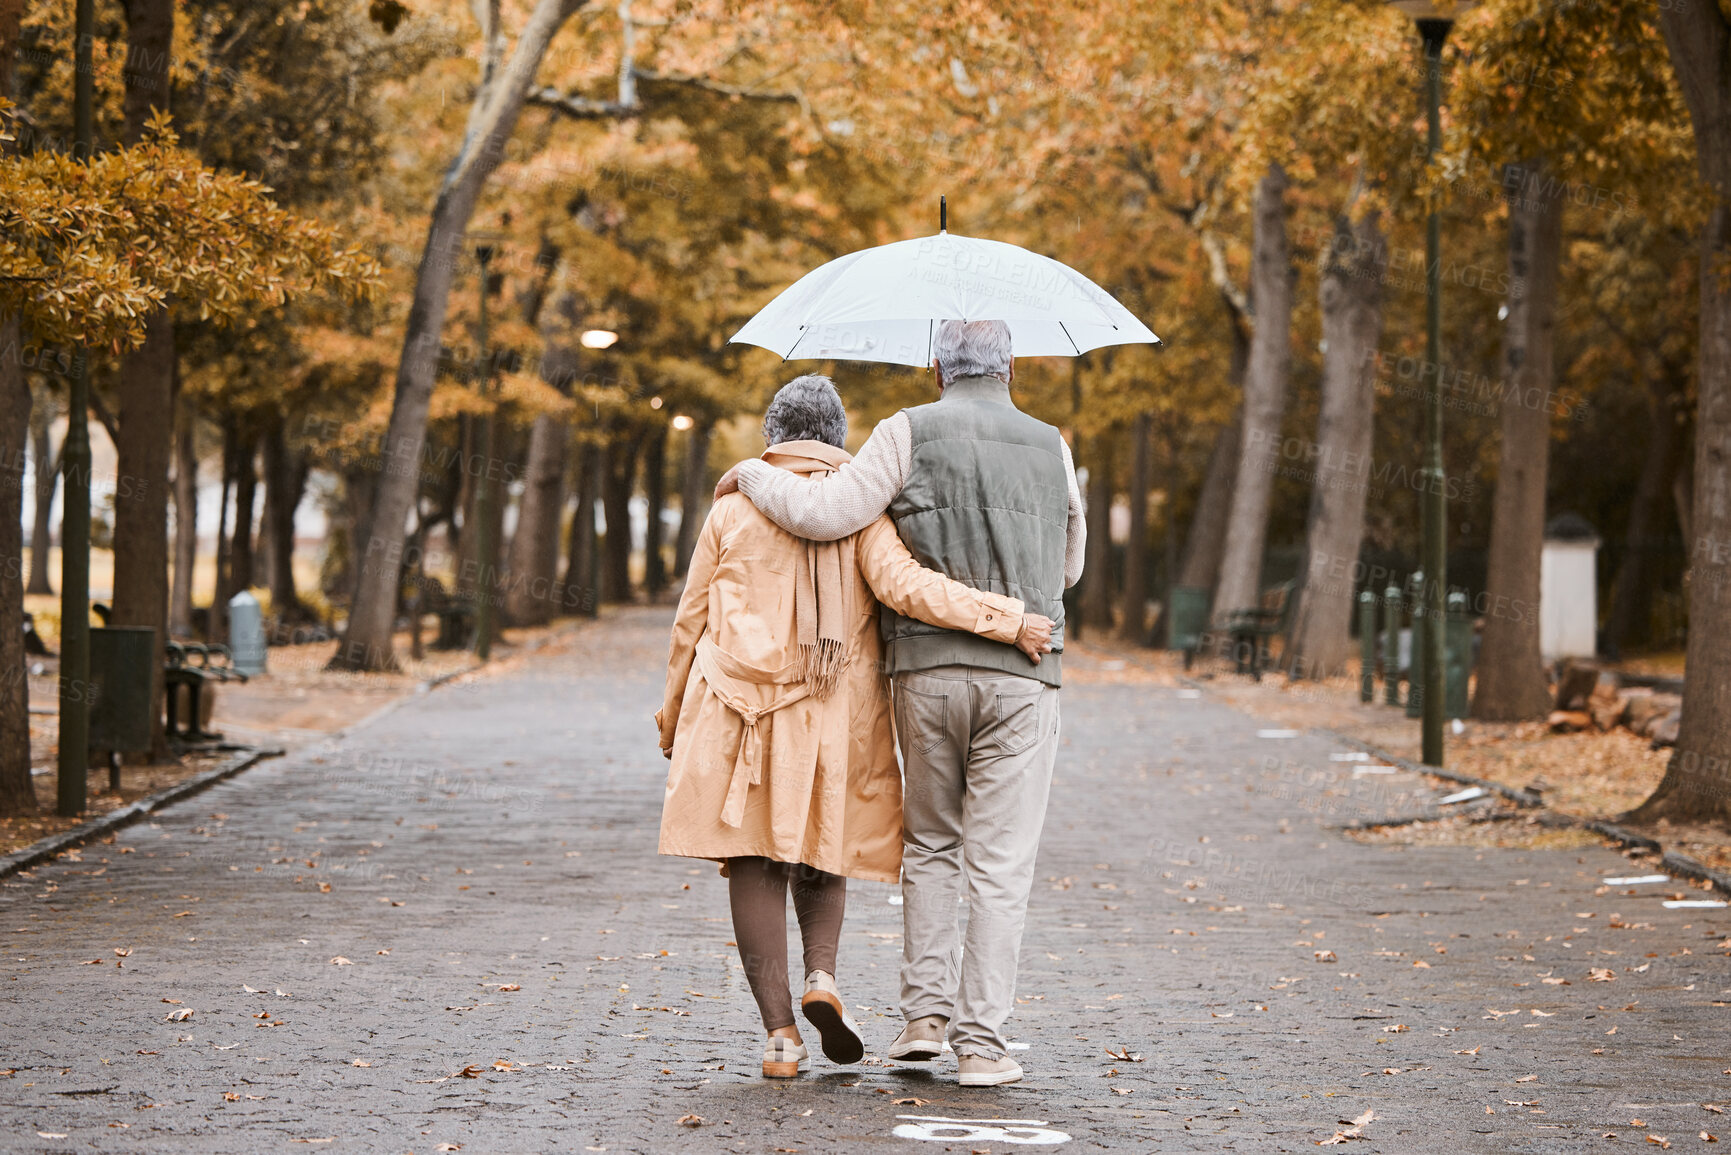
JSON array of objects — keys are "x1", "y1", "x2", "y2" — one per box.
[{"x1": 720, "y1": 319, "x2": 1084, "y2": 1087}]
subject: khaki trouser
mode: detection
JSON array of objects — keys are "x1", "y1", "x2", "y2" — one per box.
[{"x1": 892, "y1": 664, "x2": 1059, "y2": 1059}]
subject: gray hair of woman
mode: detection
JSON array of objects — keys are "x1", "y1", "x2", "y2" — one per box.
[
  {"x1": 933, "y1": 318, "x2": 1013, "y2": 385},
  {"x1": 762, "y1": 374, "x2": 848, "y2": 449}
]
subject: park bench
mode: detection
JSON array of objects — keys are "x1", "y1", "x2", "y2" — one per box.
[
  {"x1": 1216, "y1": 579, "x2": 1296, "y2": 681},
  {"x1": 165, "y1": 641, "x2": 248, "y2": 743}
]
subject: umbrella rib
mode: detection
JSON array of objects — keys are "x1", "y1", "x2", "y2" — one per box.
[
  {"x1": 783, "y1": 326, "x2": 806, "y2": 361},
  {"x1": 1058, "y1": 321, "x2": 1083, "y2": 356}
]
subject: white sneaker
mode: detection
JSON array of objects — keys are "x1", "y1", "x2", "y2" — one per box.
[
  {"x1": 888, "y1": 1014, "x2": 949, "y2": 1062},
  {"x1": 957, "y1": 1053, "x2": 1023, "y2": 1086},
  {"x1": 762, "y1": 1035, "x2": 808, "y2": 1078},
  {"x1": 800, "y1": 971, "x2": 865, "y2": 1064}
]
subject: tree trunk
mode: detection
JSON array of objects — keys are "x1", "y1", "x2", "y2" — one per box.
[
  {"x1": 261, "y1": 414, "x2": 310, "y2": 627},
  {"x1": 1605, "y1": 368, "x2": 1688, "y2": 655},
  {"x1": 1117, "y1": 412, "x2": 1152, "y2": 642},
  {"x1": 0, "y1": 312, "x2": 35, "y2": 816},
  {"x1": 169, "y1": 397, "x2": 196, "y2": 637},
  {"x1": 1213, "y1": 163, "x2": 1294, "y2": 620},
  {"x1": 1473, "y1": 164, "x2": 1563, "y2": 722},
  {"x1": 1628, "y1": 1, "x2": 1731, "y2": 823},
  {"x1": 674, "y1": 420, "x2": 711, "y2": 578},
  {"x1": 1177, "y1": 407, "x2": 1242, "y2": 595},
  {"x1": 601, "y1": 431, "x2": 640, "y2": 604},
  {"x1": 642, "y1": 423, "x2": 668, "y2": 599},
  {"x1": 109, "y1": 309, "x2": 175, "y2": 758},
  {"x1": 332, "y1": 0, "x2": 586, "y2": 672},
  {"x1": 109, "y1": 0, "x2": 175, "y2": 758},
  {"x1": 563, "y1": 439, "x2": 599, "y2": 612},
  {"x1": 26, "y1": 399, "x2": 56, "y2": 596},
  {"x1": 210, "y1": 422, "x2": 235, "y2": 644},
  {"x1": 0, "y1": 4, "x2": 38, "y2": 812},
  {"x1": 1286, "y1": 207, "x2": 1386, "y2": 679},
  {"x1": 504, "y1": 411, "x2": 567, "y2": 626},
  {"x1": 229, "y1": 426, "x2": 259, "y2": 593},
  {"x1": 1175, "y1": 291, "x2": 1252, "y2": 604},
  {"x1": 1081, "y1": 431, "x2": 1115, "y2": 635}
]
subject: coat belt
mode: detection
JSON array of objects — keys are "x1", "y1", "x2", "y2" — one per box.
[{"x1": 694, "y1": 637, "x2": 810, "y2": 828}]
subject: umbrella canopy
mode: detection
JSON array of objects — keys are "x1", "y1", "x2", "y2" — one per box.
[{"x1": 730, "y1": 230, "x2": 1161, "y2": 367}]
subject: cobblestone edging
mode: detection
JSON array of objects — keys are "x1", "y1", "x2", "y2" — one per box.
[
  {"x1": 1315, "y1": 727, "x2": 1546, "y2": 809},
  {"x1": 0, "y1": 746, "x2": 283, "y2": 880},
  {"x1": 1315, "y1": 728, "x2": 1731, "y2": 899}
]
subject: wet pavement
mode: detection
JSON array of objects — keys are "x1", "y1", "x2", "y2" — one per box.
[{"x1": 3, "y1": 607, "x2": 1727, "y2": 1153}]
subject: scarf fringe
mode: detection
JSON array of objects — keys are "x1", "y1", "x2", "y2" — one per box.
[{"x1": 800, "y1": 638, "x2": 845, "y2": 701}]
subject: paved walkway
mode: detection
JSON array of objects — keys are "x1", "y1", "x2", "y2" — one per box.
[{"x1": 2, "y1": 608, "x2": 1727, "y2": 1153}]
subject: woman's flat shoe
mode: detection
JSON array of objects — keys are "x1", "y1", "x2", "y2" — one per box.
[
  {"x1": 762, "y1": 1036, "x2": 808, "y2": 1078},
  {"x1": 800, "y1": 971, "x2": 865, "y2": 1065}
]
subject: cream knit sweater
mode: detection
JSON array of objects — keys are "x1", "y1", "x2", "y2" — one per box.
[{"x1": 736, "y1": 409, "x2": 1087, "y2": 589}]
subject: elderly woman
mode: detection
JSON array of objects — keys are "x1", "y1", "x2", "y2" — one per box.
[{"x1": 657, "y1": 375, "x2": 1051, "y2": 1079}]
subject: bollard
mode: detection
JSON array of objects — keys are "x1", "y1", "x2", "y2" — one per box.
[
  {"x1": 1445, "y1": 589, "x2": 1472, "y2": 720},
  {"x1": 1358, "y1": 590, "x2": 1377, "y2": 703},
  {"x1": 1405, "y1": 571, "x2": 1425, "y2": 719},
  {"x1": 228, "y1": 590, "x2": 267, "y2": 676},
  {"x1": 1383, "y1": 584, "x2": 1402, "y2": 706}
]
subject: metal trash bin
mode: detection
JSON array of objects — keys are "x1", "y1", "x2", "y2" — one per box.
[
  {"x1": 229, "y1": 590, "x2": 267, "y2": 676},
  {"x1": 1445, "y1": 591, "x2": 1473, "y2": 720},
  {"x1": 88, "y1": 626, "x2": 157, "y2": 756},
  {"x1": 1167, "y1": 585, "x2": 1210, "y2": 668}
]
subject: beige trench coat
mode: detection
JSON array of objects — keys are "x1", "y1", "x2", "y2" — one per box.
[{"x1": 656, "y1": 441, "x2": 1026, "y2": 882}]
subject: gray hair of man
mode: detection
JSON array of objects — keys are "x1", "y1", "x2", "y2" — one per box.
[
  {"x1": 762, "y1": 373, "x2": 848, "y2": 449},
  {"x1": 933, "y1": 319, "x2": 1014, "y2": 386}
]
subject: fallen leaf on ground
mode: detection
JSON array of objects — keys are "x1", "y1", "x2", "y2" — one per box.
[
  {"x1": 679, "y1": 1114, "x2": 703, "y2": 1126},
  {"x1": 37, "y1": 1134, "x2": 68, "y2": 1140},
  {"x1": 1706, "y1": 1106, "x2": 1725, "y2": 1115},
  {"x1": 455, "y1": 1065, "x2": 484, "y2": 1079},
  {"x1": 1702, "y1": 1133, "x2": 1718, "y2": 1143},
  {"x1": 1542, "y1": 977, "x2": 1570, "y2": 985},
  {"x1": 224, "y1": 1092, "x2": 239, "y2": 1101},
  {"x1": 494, "y1": 984, "x2": 521, "y2": 992},
  {"x1": 242, "y1": 984, "x2": 261, "y2": 993},
  {"x1": 351, "y1": 1060, "x2": 370, "y2": 1068},
  {"x1": 330, "y1": 957, "x2": 352, "y2": 966},
  {"x1": 165, "y1": 1008, "x2": 193, "y2": 1022},
  {"x1": 1589, "y1": 968, "x2": 1616, "y2": 982},
  {"x1": 1314, "y1": 950, "x2": 1338, "y2": 963},
  {"x1": 1514, "y1": 1075, "x2": 1538, "y2": 1083},
  {"x1": 435, "y1": 1145, "x2": 461, "y2": 1152},
  {"x1": 893, "y1": 1098, "x2": 929, "y2": 1106},
  {"x1": 1647, "y1": 1137, "x2": 1670, "y2": 1149},
  {"x1": 1111, "y1": 1087, "x2": 1133, "y2": 1095}
]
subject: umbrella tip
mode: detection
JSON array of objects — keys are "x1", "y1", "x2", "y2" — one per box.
[{"x1": 940, "y1": 195, "x2": 947, "y2": 234}]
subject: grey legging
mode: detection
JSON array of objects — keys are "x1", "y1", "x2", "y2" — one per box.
[{"x1": 727, "y1": 856, "x2": 847, "y2": 1031}]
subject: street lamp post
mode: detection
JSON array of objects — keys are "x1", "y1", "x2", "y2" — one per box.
[
  {"x1": 1391, "y1": 0, "x2": 1469, "y2": 768},
  {"x1": 472, "y1": 243, "x2": 497, "y2": 661},
  {"x1": 57, "y1": 0, "x2": 96, "y2": 816}
]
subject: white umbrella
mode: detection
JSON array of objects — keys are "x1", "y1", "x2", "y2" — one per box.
[{"x1": 730, "y1": 225, "x2": 1161, "y2": 367}]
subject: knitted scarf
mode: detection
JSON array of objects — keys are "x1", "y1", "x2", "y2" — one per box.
[{"x1": 760, "y1": 441, "x2": 856, "y2": 700}]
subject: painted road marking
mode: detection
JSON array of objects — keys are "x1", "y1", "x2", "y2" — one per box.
[{"x1": 893, "y1": 1115, "x2": 1071, "y2": 1144}]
